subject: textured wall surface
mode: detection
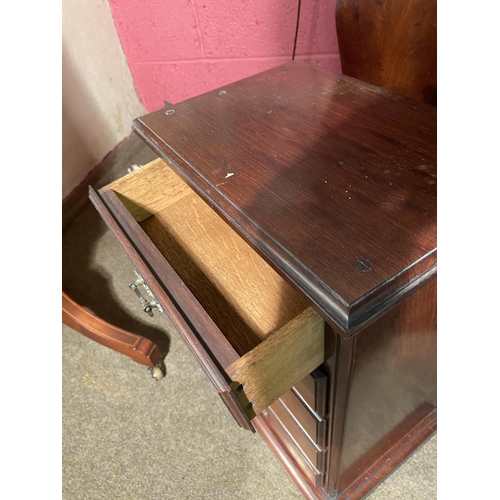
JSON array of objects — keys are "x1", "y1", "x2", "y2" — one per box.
[
  {"x1": 62, "y1": 0, "x2": 145, "y2": 199},
  {"x1": 109, "y1": 0, "x2": 341, "y2": 112}
]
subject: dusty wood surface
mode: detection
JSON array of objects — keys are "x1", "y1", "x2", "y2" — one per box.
[{"x1": 132, "y1": 61, "x2": 436, "y2": 335}]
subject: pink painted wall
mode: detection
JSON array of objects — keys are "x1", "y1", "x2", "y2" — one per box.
[{"x1": 108, "y1": 0, "x2": 341, "y2": 112}]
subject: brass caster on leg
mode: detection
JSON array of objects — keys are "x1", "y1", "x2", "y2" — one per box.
[{"x1": 148, "y1": 361, "x2": 166, "y2": 381}]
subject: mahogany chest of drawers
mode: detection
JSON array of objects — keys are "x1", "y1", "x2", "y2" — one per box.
[{"x1": 90, "y1": 61, "x2": 436, "y2": 499}]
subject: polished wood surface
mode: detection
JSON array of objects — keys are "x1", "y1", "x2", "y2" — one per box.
[
  {"x1": 336, "y1": 0, "x2": 437, "y2": 106},
  {"x1": 133, "y1": 61, "x2": 436, "y2": 335},
  {"x1": 257, "y1": 412, "x2": 325, "y2": 493},
  {"x1": 338, "y1": 404, "x2": 436, "y2": 499},
  {"x1": 258, "y1": 316, "x2": 436, "y2": 500},
  {"x1": 268, "y1": 400, "x2": 324, "y2": 470},
  {"x1": 323, "y1": 333, "x2": 356, "y2": 496},
  {"x1": 279, "y1": 390, "x2": 326, "y2": 448},
  {"x1": 259, "y1": 404, "x2": 436, "y2": 500},
  {"x1": 62, "y1": 291, "x2": 161, "y2": 367},
  {"x1": 337, "y1": 277, "x2": 436, "y2": 488}
]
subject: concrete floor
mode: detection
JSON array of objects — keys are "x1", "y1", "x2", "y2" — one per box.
[{"x1": 62, "y1": 134, "x2": 437, "y2": 499}]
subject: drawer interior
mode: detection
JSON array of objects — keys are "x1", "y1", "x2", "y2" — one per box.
[{"x1": 102, "y1": 158, "x2": 325, "y2": 417}]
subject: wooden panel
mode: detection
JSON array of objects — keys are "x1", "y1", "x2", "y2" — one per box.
[
  {"x1": 336, "y1": 0, "x2": 437, "y2": 106},
  {"x1": 337, "y1": 276, "x2": 437, "y2": 489},
  {"x1": 140, "y1": 190, "x2": 310, "y2": 355},
  {"x1": 268, "y1": 401, "x2": 324, "y2": 470},
  {"x1": 279, "y1": 390, "x2": 326, "y2": 448},
  {"x1": 258, "y1": 401, "x2": 436, "y2": 500},
  {"x1": 324, "y1": 335, "x2": 356, "y2": 496},
  {"x1": 227, "y1": 308, "x2": 324, "y2": 418},
  {"x1": 292, "y1": 367, "x2": 329, "y2": 417},
  {"x1": 338, "y1": 404, "x2": 436, "y2": 498},
  {"x1": 259, "y1": 411, "x2": 324, "y2": 491},
  {"x1": 132, "y1": 61, "x2": 437, "y2": 335},
  {"x1": 102, "y1": 158, "x2": 192, "y2": 222}
]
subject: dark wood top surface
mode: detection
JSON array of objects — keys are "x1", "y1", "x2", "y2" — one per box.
[{"x1": 133, "y1": 62, "x2": 436, "y2": 334}]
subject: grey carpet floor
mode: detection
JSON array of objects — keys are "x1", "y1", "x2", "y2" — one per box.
[{"x1": 62, "y1": 134, "x2": 437, "y2": 500}]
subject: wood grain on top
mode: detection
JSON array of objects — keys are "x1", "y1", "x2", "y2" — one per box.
[{"x1": 132, "y1": 61, "x2": 436, "y2": 334}]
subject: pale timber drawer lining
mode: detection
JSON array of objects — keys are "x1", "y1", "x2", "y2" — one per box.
[
  {"x1": 106, "y1": 158, "x2": 316, "y2": 356},
  {"x1": 101, "y1": 158, "x2": 325, "y2": 420}
]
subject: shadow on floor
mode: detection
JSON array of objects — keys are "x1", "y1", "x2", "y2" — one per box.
[{"x1": 62, "y1": 134, "x2": 171, "y2": 359}]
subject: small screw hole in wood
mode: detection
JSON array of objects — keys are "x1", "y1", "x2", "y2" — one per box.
[
  {"x1": 247, "y1": 400, "x2": 256, "y2": 409},
  {"x1": 354, "y1": 258, "x2": 373, "y2": 272},
  {"x1": 165, "y1": 109, "x2": 175, "y2": 115},
  {"x1": 236, "y1": 383, "x2": 246, "y2": 392}
]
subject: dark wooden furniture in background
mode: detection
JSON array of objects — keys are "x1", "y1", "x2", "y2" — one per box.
[
  {"x1": 89, "y1": 61, "x2": 437, "y2": 499},
  {"x1": 336, "y1": 0, "x2": 437, "y2": 106}
]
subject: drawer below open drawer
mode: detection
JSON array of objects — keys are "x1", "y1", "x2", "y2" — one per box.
[
  {"x1": 262, "y1": 408, "x2": 325, "y2": 488},
  {"x1": 89, "y1": 158, "x2": 325, "y2": 432}
]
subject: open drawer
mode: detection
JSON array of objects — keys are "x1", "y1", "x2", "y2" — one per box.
[{"x1": 89, "y1": 158, "x2": 325, "y2": 432}]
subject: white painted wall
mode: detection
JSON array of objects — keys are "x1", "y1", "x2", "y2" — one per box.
[{"x1": 62, "y1": 0, "x2": 145, "y2": 200}]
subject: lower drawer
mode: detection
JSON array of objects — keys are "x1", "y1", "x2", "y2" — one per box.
[
  {"x1": 264, "y1": 406, "x2": 324, "y2": 489},
  {"x1": 279, "y1": 390, "x2": 327, "y2": 449},
  {"x1": 90, "y1": 158, "x2": 325, "y2": 432},
  {"x1": 292, "y1": 367, "x2": 329, "y2": 417},
  {"x1": 269, "y1": 399, "x2": 325, "y2": 471}
]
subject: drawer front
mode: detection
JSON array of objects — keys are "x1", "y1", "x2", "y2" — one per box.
[
  {"x1": 263, "y1": 407, "x2": 324, "y2": 489},
  {"x1": 89, "y1": 172, "x2": 325, "y2": 431},
  {"x1": 279, "y1": 390, "x2": 327, "y2": 449},
  {"x1": 269, "y1": 399, "x2": 325, "y2": 471},
  {"x1": 292, "y1": 367, "x2": 329, "y2": 417}
]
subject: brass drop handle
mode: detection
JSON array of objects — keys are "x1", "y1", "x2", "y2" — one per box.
[
  {"x1": 142, "y1": 303, "x2": 157, "y2": 317},
  {"x1": 129, "y1": 272, "x2": 163, "y2": 317}
]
